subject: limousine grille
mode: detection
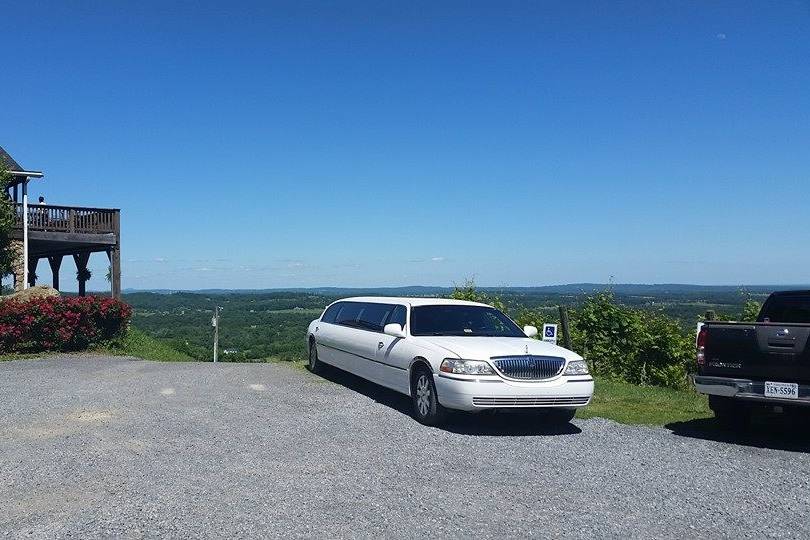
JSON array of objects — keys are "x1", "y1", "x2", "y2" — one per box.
[
  {"x1": 491, "y1": 355, "x2": 566, "y2": 380},
  {"x1": 472, "y1": 396, "x2": 591, "y2": 407}
]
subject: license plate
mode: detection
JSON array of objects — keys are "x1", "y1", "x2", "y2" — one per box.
[{"x1": 764, "y1": 381, "x2": 799, "y2": 399}]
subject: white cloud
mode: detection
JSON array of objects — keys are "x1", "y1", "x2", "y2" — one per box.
[{"x1": 431, "y1": 257, "x2": 445, "y2": 262}]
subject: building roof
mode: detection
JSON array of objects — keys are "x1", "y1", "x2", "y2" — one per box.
[
  {"x1": 0, "y1": 145, "x2": 43, "y2": 181},
  {"x1": 0, "y1": 145, "x2": 23, "y2": 171}
]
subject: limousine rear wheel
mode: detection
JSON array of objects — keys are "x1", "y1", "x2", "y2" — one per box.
[
  {"x1": 412, "y1": 368, "x2": 446, "y2": 425},
  {"x1": 308, "y1": 340, "x2": 323, "y2": 374}
]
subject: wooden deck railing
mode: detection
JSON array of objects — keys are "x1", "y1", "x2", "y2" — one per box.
[{"x1": 12, "y1": 203, "x2": 120, "y2": 235}]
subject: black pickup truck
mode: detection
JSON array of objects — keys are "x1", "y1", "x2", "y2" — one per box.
[{"x1": 693, "y1": 290, "x2": 810, "y2": 426}]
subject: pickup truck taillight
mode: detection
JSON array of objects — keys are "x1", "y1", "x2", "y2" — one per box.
[{"x1": 696, "y1": 327, "x2": 707, "y2": 366}]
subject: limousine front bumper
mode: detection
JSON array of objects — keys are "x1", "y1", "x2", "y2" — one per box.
[{"x1": 435, "y1": 373, "x2": 594, "y2": 411}]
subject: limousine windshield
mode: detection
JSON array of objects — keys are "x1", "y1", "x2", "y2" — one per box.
[{"x1": 410, "y1": 305, "x2": 525, "y2": 337}]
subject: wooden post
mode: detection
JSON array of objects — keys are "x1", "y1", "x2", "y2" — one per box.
[
  {"x1": 27, "y1": 257, "x2": 39, "y2": 287},
  {"x1": 48, "y1": 256, "x2": 63, "y2": 291},
  {"x1": 73, "y1": 252, "x2": 90, "y2": 297},
  {"x1": 110, "y1": 211, "x2": 121, "y2": 299},
  {"x1": 106, "y1": 247, "x2": 121, "y2": 299},
  {"x1": 558, "y1": 305, "x2": 573, "y2": 350}
]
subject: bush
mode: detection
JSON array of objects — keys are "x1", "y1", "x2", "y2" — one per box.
[
  {"x1": 0, "y1": 295, "x2": 132, "y2": 354},
  {"x1": 451, "y1": 282, "x2": 696, "y2": 390},
  {"x1": 569, "y1": 293, "x2": 695, "y2": 389}
]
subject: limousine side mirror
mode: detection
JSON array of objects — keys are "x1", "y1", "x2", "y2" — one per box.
[
  {"x1": 384, "y1": 323, "x2": 407, "y2": 339},
  {"x1": 524, "y1": 325, "x2": 539, "y2": 338}
]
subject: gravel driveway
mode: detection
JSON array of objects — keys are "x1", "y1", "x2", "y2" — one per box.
[{"x1": 1, "y1": 355, "x2": 809, "y2": 539}]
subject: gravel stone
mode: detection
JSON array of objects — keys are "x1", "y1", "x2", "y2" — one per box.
[{"x1": 1, "y1": 355, "x2": 809, "y2": 539}]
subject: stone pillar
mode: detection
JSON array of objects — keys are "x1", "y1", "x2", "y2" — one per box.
[
  {"x1": 107, "y1": 247, "x2": 121, "y2": 299},
  {"x1": 9, "y1": 240, "x2": 24, "y2": 292}
]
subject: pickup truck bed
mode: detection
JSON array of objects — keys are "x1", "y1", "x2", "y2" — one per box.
[{"x1": 693, "y1": 291, "x2": 810, "y2": 418}]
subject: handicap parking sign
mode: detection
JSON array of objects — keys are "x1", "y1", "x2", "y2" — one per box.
[{"x1": 542, "y1": 323, "x2": 558, "y2": 345}]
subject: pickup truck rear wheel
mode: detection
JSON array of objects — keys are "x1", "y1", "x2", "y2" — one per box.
[{"x1": 709, "y1": 395, "x2": 750, "y2": 429}]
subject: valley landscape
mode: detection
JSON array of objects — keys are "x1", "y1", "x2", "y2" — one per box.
[{"x1": 125, "y1": 283, "x2": 784, "y2": 363}]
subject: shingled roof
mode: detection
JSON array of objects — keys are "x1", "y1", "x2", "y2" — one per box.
[
  {"x1": 0, "y1": 145, "x2": 24, "y2": 172},
  {"x1": 0, "y1": 145, "x2": 43, "y2": 181}
]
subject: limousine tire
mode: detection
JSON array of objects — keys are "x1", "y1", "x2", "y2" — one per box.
[
  {"x1": 412, "y1": 367, "x2": 447, "y2": 426},
  {"x1": 308, "y1": 340, "x2": 323, "y2": 375}
]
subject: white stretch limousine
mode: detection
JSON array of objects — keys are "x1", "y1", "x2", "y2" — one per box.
[{"x1": 306, "y1": 297, "x2": 594, "y2": 425}]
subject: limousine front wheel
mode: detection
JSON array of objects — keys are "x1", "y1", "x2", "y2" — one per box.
[{"x1": 412, "y1": 369, "x2": 447, "y2": 425}]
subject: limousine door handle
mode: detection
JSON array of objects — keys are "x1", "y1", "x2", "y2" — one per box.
[{"x1": 378, "y1": 341, "x2": 385, "y2": 350}]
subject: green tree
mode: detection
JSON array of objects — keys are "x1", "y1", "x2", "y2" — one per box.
[
  {"x1": 0, "y1": 157, "x2": 17, "y2": 284},
  {"x1": 741, "y1": 300, "x2": 762, "y2": 322},
  {"x1": 635, "y1": 311, "x2": 694, "y2": 388},
  {"x1": 450, "y1": 278, "x2": 507, "y2": 312},
  {"x1": 570, "y1": 292, "x2": 694, "y2": 389},
  {"x1": 738, "y1": 288, "x2": 763, "y2": 322},
  {"x1": 570, "y1": 292, "x2": 644, "y2": 380},
  {"x1": 450, "y1": 278, "x2": 481, "y2": 302}
]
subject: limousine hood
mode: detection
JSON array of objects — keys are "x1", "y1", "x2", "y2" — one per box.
[{"x1": 420, "y1": 336, "x2": 581, "y2": 362}]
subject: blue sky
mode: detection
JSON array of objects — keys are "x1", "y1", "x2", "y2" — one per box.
[{"x1": 2, "y1": 1, "x2": 809, "y2": 290}]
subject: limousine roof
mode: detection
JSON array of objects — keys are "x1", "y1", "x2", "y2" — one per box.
[{"x1": 339, "y1": 297, "x2": 491, "y2": 308}]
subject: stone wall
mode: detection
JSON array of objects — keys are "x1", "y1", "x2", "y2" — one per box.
[{"x1": 9, "y1": 240, "x2": 24, "y2": 292}]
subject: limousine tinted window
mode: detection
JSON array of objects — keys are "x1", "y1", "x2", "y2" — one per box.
[
  {"x1": 387, "y1": 305, "x2": 407, "y2": 328},
  {"x1": 334, "y1": 302, "x2": 364, "y2": 326},
  {"x1": 331, "y1": 302, "x2": 396, "y2": 332},
  {"x1": 321, "y1": 303, "x2": 342, "y2": 324},
  {"x1": 358, "y1": 303, "x2": 395, "y2": 332},
  {"x1": 410, "y1": 305, "x2": 524, "y2": 337}
]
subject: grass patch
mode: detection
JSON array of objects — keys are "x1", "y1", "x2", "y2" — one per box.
[
  {"x1": 267, "y1": 357, "x2": 309, "y2": 372},
  {"x1": 577, "y1": 378, "x2": 712, "y2": 425},
  {"x1": 0, "y1": 352, "x2": 56, "y2": 362},
  {"x1": 96, "y1": 327, "x2": 194, "y2": 362}
]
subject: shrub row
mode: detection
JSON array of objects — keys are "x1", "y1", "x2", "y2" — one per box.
[
  {"x1": 0, "y1": 296, "x2": 132, "y2": 354},
  {"x1": 566, "y1": 293, "x2": 695, "y2": 389}
]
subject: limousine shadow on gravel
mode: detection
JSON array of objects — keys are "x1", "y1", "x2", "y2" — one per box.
[
  {"x1": 666, "y1": 412, "x2": 810, "y2": 453},
  {"x1": 313, "y1": 364, "x2": 582, "y2": 437}
]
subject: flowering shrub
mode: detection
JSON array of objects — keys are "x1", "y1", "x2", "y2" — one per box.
[{"x1": 0, "y1": 296, "x2": 132, "y2": 354}]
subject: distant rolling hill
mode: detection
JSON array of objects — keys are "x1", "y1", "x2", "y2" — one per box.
[{"x1": 122, "y1": 283, "x2": 810, "y2": 296}]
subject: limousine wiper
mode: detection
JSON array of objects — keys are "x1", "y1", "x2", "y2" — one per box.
[
  {"x1": 424, "y1": 331, "x2": 486, "y2": 336},
  {"x1": 421, "y1": 332, "x2": 514, "y2": 337}
]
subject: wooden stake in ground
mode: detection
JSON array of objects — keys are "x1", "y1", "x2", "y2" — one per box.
[{"x1": 558, "y1": 305, "x2": 573, "y2": 350}]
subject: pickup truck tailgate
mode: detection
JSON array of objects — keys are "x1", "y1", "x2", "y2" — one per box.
[{"x1": 704, "y1": 324, "x2": 810, "y2": 383}]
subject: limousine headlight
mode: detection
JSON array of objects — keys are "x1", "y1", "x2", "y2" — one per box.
[
  {"x1": 440, "y1": 359, "x2": 495, "y2": 376},
  {"x1": 563, "y1": 360, "x2": 589, "y2": 376}
]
